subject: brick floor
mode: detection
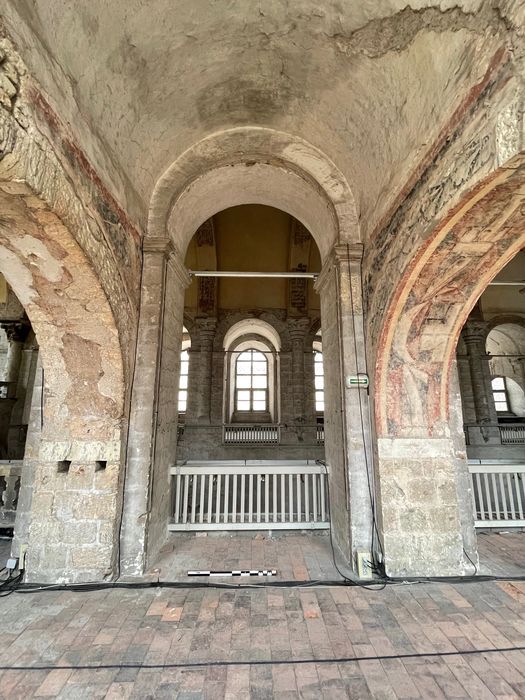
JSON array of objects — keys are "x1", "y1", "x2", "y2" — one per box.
[
  {"x1": 0, "y1": 532, "x2": 523, "y2": 698},
  {"x1": 151, "y1": 532, "x2": 341, "y2": 582},
  {"x1": 149, "y1": 530, "x2": 525, "y2": 582}
]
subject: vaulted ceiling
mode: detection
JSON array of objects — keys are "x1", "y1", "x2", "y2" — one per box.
[{"x1": 3, "y1": 1, "x2": 523, "y2": 236}]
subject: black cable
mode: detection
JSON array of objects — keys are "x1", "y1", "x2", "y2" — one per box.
[
  {"x1": 115, "y1": 238, "x2": 146, "y2": 580},
  {"x1": 0, "y1": 571, "x2": 23, "y2": 597},
  {"x1": 317, "y1": 459, "x2": 387, "y2": 590},
  {"x1": 9, "y1": 568, "x2": 525, "y2": 595},
  {"x1": 463, "y1": 546, "x2": 479, "y2": 576},
  {"x1": 345, "y1": 243, "x2": 385, "y2": 570},
  {"x1": 1, "y1": 645, "x2": 524, "y2": 671}
]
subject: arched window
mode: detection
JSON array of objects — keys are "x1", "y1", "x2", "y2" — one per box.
[
  {"x1": 223, "y1": 319, "x2": 281, "y2": 423},
  {"x1": 314, "y1": 350, "x2": 324, "y2": 413},
  {"x1": 235, "y1": 349, "x2": 268, "y2": 412},
  {"x1": 178, "y1": 349, "x2": 190, "y2": 413},
  {"x1": 178, "y1": 326, "x2": 191, "y2": 414}
]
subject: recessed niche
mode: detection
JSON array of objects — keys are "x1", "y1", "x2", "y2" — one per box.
[{"x1": 57, "y1": 460, "x2": 71, "y2": 473}]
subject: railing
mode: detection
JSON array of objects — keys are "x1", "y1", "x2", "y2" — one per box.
[
  {"x1": 223, "y1": 424, "x2": 280, "y2": 445},
  {"x1": 316, "y1": 423, "x2": 324, "y2": 446},
  {"x1": 0, "y1": 460, "x2": 22, "y2": 525},
  {"x1": 469, "y1": 462, "x2": 525, "y2": 528},
  {"x1": 169, "y1": 460, "x2": 329, "y2": 531},
  {"x1": 500, "y1": 425, "x2": 525, "y2": 444}
]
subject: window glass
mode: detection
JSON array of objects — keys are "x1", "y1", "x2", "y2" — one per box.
[
  {"x1": 178, "y1": 349, "x2": 189, "y2": 413},
  {"x1": 491, "y1": 377, "x2": 509, "y2": 412},
  {"x1": 235, "y1": 349, "x2": 269, "y2": 411},
  {"x1": 492, "y1": 377, "x2": 505, "y2": 390},
  {"x1": 314, "y1": 351, "x2": 324, "y2": 413}
]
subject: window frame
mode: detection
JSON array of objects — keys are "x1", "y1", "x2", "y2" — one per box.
[
  {"x1": 178, "y1": 345, "x2": 190, "y2": 414},
  {"x1": 491, "y1": 375, "x2": 510, "y2": 413},
  {"x1": 314, "y1": 349, "x2": 324, "y2": 413},
  {"x1": 234, "y1": 348, "x2": 269, "y2": 413},
  {"x1": 224, "y1": 330, "x2": 280, "y2": 424}
]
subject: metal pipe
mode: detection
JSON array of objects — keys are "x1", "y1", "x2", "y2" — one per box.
[
  {"x1": 189, "y1": 270, "x2": 318, "y2": 279},
  {"x1": 488, "y1": 282, "x2": 525, "y2": 286}
]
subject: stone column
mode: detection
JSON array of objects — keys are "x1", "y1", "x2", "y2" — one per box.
[
  {"x1": 194, "y1": 318, "x2": 217, "y2": 424},
  {"x1": 463, "y1": 320, "x2": 500, "y2": 445},
  {"x1": 315, "y1": 244, "x2": 374, "y2": 575},
  {"x1": 0, "y1": 322, "x2": 28, "y2": 456},
  {"x1": 1, "y1": 321, "x2": 30, "y2": 390},
  {"x1": 303, "y1": 346, "x2": 318, "y2": 446},
  {"x1": 288, "y1": 318, "x2": 310, "y2": 423},
  {"x1": 120, "y1": 239, "x2": 190, "y2": 576}
]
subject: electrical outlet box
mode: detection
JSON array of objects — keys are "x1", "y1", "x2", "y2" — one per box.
[
  {"x1": 6, "y1": 557, "x2": 18, "y2": 571},
  {"x1": 19, "y1": 544, "x2": 28, "y2": 571},
  {"x1": 356, "y1": 551, "x2": 374, "y2": 580}
]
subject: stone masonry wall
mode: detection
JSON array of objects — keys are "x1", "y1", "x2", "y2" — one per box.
[{"x1": 0, "y1": 40, "x2": 136, "y2": 582}]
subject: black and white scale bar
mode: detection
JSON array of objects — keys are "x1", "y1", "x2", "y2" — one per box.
[{"x1": 188, "y1": 569, "x2": 277, "y2": 577}]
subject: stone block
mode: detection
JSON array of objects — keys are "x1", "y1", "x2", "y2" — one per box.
[
  {"x1": 93, "y1": 462, "x2": 120, "y2": 491},
  {"x1": 65, "y1": 463, "x2": 95, "y2": 489},
  {"x1": 41, "y1": 543, "x2": 68, "y2": 569},
  {"x1": 30, "y1": 491, "x2": 53, "y2": 517},
  {"x1": 72, "y1": 493, "x2": 117, "y2": 520},
  {"x1": 70, "y1": 545, "x2": 112, "y2": 570},
  {"x1": 60, "y1": 520, "x2": 98, "y2": 545},
  {"x1": 97, "y1": 521, "x2": 115, "y2": 546}
]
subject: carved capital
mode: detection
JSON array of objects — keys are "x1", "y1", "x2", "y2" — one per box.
[
  {"x1": 463, "y1": 320, "x2": 489, "y2": 346},
  {"x1": 194, "y1": 317, "x2": 217, "y2": 346},
  {"x1": 288, "y1": 317, "x2": 310, "y2": 343},
  {"x1": 314, "y1": 243, "x2": 363, "y2": 294},
  {"x1": 142, "y1": 236, "x2": 173, "y2": 255}
]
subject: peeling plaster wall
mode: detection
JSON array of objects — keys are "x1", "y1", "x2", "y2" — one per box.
[
  {"x1": 0, "y1": 36, "x2": 141, "y2": 381},
  {"x1": 3, "y1": 1, "x2": 519, "y2": 240},
  {"x1": 0, "y1": 185, "x2": 125, "y2": 582},
  {"x1": 366, "y1": 65, "x2": 525, "y2": 576}
]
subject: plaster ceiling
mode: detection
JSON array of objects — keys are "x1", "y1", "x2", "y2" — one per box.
[{"x1": 2, "y1": 1, "x2": 522, "y2": 236}]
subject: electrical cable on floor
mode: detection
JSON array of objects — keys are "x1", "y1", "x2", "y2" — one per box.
[
  {"x1": 5, "y1": 569, "x2": 525, "y2": 595},
  {"x1": 0, "y1": 644, "x2": 524, "y2": 671}
]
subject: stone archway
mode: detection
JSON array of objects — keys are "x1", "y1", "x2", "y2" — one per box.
[
  {"x1": 374, "y1": 153, "x2": 525, "y2": 577},
  {"x1": 0, "y1": 183, "x2": 125, "y2": 583},
  {"x1": 121, "y1": 127, "x2": 378, "y2": 578}
]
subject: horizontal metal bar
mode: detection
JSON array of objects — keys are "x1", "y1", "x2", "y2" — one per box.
[
  {"x1": 488, "y1": 281, "x2": 525, "y2": 286},
  {"x1": 189, "y1": 270, "x2": 318, "y2": 279},
  {"x1": 468, "y1": 464, "x2": 525, "y2": 473},
  {"x1": 170, "y1": 465, "x2": 328, "y2": 475},
  {"x1": 474, "y1": 519, "x2": 525, "y2": 528},
  {"x1": 168, "y1": 521, "x2": 329, "y2": 531}
]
